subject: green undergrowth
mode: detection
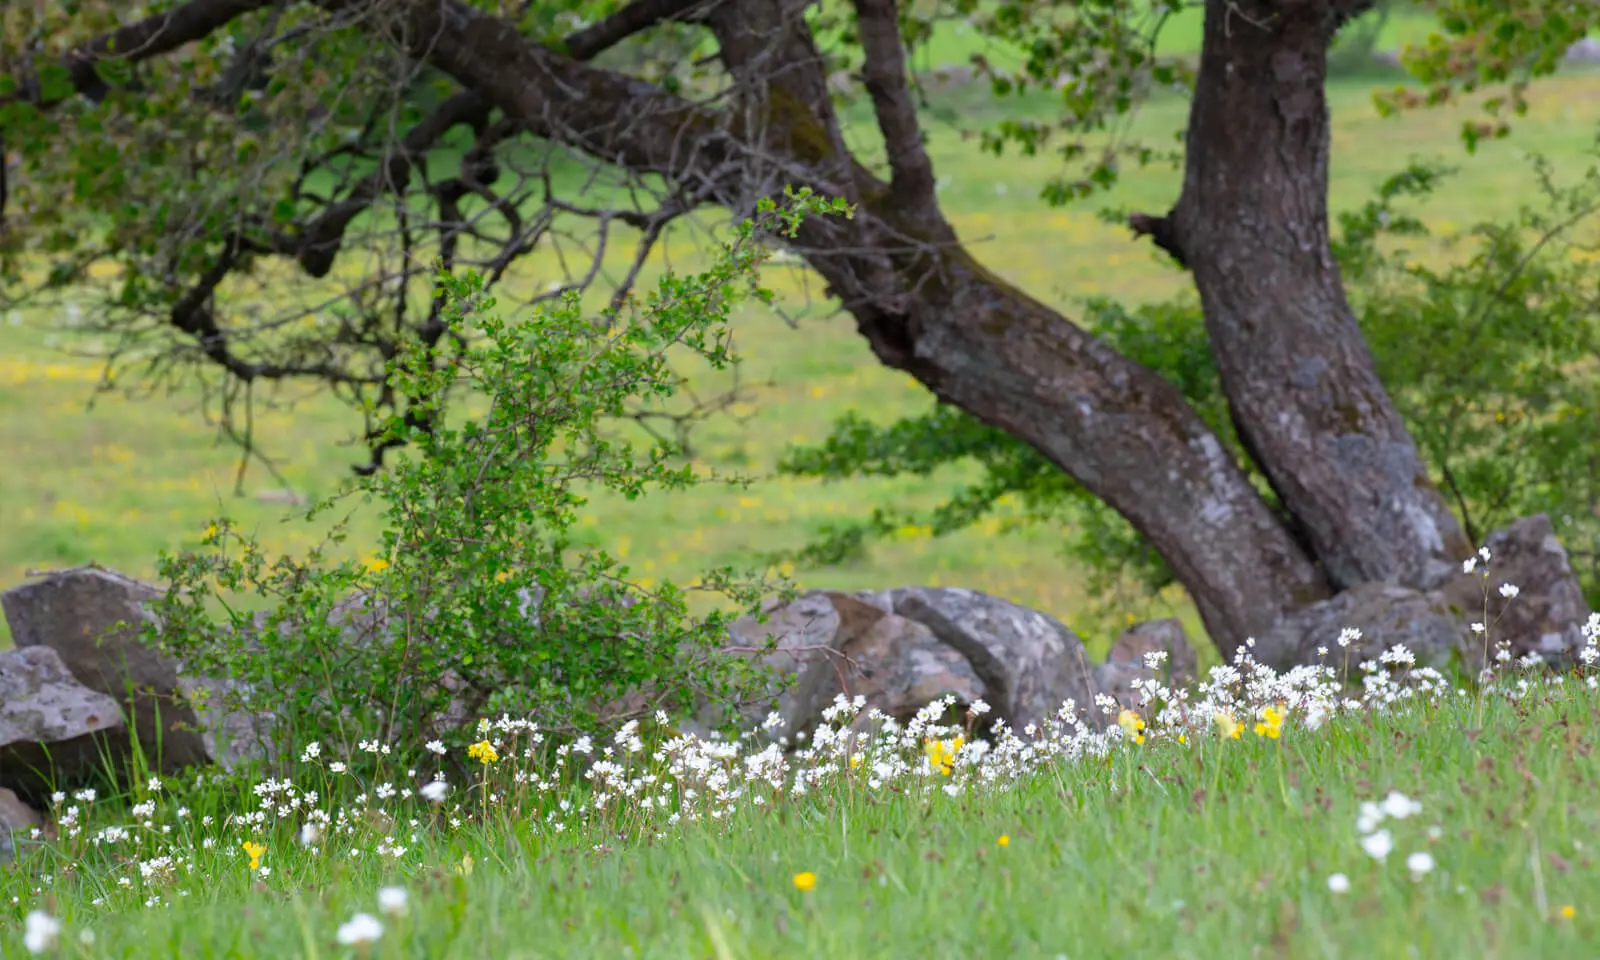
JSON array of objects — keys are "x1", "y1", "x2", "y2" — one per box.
[{"x1": 3, "y1": 674, "x2": 1598, "y2": 958}]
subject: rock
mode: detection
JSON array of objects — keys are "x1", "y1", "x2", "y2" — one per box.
[
  {"x1": 175, "y1": 669, "x2": 278, "y2": 771},
  {"x1": 2, "y1": 566, "x2": 212, "y2": 777},
  {"x1": 835, "y1": 603, "x2": 988, "y2": 728},
  {"x1": 0, "y1": 787, "x2": 42, "y2": 863},
  {"x1": 1093, "y1": 618, "x2": 1199, "y2": 710},
  {"x1": 864, "y1": 586, "x2": 1100, "y2": 733},
  {"x1": 1273, "y1": 582, "x2": 1468, "y2": 671},
  {"x1": 1567, "y1": 38, "x2": 1600, "y2": 64},
  {"x1": 1258, "y1": 515, "x2": 1591, "y2": 674},
  {"x1": 1434, "y1": 514, "x2": 1589, "y2": 667},
  {"x1": 0, "y1": 645, "x2": 125, "y2": 803},
  {"x1": 719, "y1": 592, "x2": 990, "y2": 741}
]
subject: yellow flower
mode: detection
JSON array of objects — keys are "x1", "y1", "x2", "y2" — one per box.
[
  {"x1": 241, "y1": 840, "x2": 266, "y2": 871},
  {"x1": 997, "y1": 835, "x2": 1010, "y2": 848},
  {"x1": 202, "y1": 523, "x2": 219, "y2": 541},
  {"x1": 364, "y1": 555, "x2": 390, "y2": 574},
  {"x1": 1116, "y1": 709, "x2": 1146, "y2": 745},
  {"x1": 467, "y1": 740, "x2": 499, "y2": 764},
  {"x1": 792, "y1": 871, "x2": 817, "y2": 892},
  {"x1": 923, "y1": 736, "x2": 964, "y2": 776},
  {"x1": 1559, "y1": 904, "x2": 1576, "y2": 920},
  {"x1": 1254, "y1": 704, "x2": 1286, "y2": 740},
  {"x1": 1214, "y1": 710, "x2": 1243, "y2": 740},
  {"x1": 849, "y1": 754, "x2": 863, "y2": 769}
]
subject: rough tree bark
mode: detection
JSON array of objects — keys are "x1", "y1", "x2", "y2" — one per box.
[{"x1": 1153, "y1": 0, "x2": 1474, "y2": 591}]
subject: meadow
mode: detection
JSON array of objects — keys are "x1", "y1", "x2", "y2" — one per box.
[
  {"x1": 6, "y1": 12, "x2": 1600, "y2": 958},
  {"x1": 4, "y1": 641, "x2": 1599, "y2": 957}
]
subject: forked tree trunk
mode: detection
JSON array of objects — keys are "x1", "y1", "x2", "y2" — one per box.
[
  {"x1": 363, "y1": 0, "x2": 1473, "y2": 664},
  {"x1": 389, "y1": 0, "x2": 1341, "y2": 663},
  {"x1": 1167, "y1": 0, "x2": 1473, "y2": 591}
]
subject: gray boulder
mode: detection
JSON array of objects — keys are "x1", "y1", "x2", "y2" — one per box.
[
  {"x1": 1093, "y1": 618, "x2": 1199, "y2": 710},
  {"x1": 1258, "y1": 514, "x2": 1591, "y2": 674},
  {"x1": 0, "y1": 787, "x2": 42, "y2": 863},
  {"x1": 720, "y1": 592, "x2": 988, "y2": 741},
  {"x1": 0, "y1": 645, "x2": 125, "y2": 802},
  {"x1": 1272, "y1": 581, "x2": 1468, "y2": 670},
  {"x1": 873, "y1": 587, "x2": 1100, "y2": 733},
  {"x1": 3, "y1": 566, "x2": 212, "y2": 776},
  {"x1": 1434, "y1": 514, "x2": 1588, "y2": 667}
]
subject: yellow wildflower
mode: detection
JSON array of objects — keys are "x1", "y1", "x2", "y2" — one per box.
[
  {"x1": 792, "y1": 871, "x2": 817, "y2": 892},
  {"x1": 1558, "y1": 904, "x2": 1576, "y2": 920},
  {"x1": 241, "y1": 840, "x2": 266, "y2": 872},
  {"x1": 997, "y1": 835, "x2": 1010, "y2": 848},
  {"x1": 364, "y1": 555, "x2": 390, "y2": 574},
  {"x1": 202, "y1": 523, "x2": 219, "y2": 541},
  {"x1": 1116, "y1": 709, "x2": 1146, "y2": 745},
  {"x1": 923, "y1": 736, "x2": 964, "y2": 776},
  {"x1": 1214, "y1": 710, "x2": 1243, "y2": 740},
  {"x1": 1254, "y1": 704, "x2": 1286, "y2": 740},
  {"x1": 467, "y1": 740, "x2": 499, "y2": 764},
  {"x1": 849, "y1": 754, "x2": 863, "y2": 770}
]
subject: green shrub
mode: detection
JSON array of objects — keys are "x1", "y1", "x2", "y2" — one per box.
[{"x1": 145, "y1": 191, "x2": 850, "y2": 772}]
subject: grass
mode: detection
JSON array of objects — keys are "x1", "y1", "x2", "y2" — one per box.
[
  {"x1": 6, "y1": 11, "x2": 1600, "y2": 959},
  {"x1": 4, "y1": 649, "x2": 1599, "y2": 957}
]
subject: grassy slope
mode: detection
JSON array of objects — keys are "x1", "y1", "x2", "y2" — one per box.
[
  {"x1": 3, "y1": 683, "x2": 1596, "y2": 957},
  {"x1": 5, "y1": 58, "x2": 1600, "y2": 653}
]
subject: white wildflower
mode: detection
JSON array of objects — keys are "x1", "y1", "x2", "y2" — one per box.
[
  {"x1": 377, "y1": 886, "x2": 409, "y2": 917},
  {"x1": 1361, "y1": 829, "x2": 1394, "y2": 862},
  {"x1": 23, "y1": 911, "x2": 61, "y2": 954},
  {"x1": 336, "y1": 913, "x2": 383, "y2": 946}
]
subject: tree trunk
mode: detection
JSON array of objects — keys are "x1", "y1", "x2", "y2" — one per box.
[
  {"x1": 382, "y1": 0, "x2": 1333, "y2": 661},
  {"x1": 1168, "y1": 0, "x2": 1473, "y2": 592},
  {"x1": 810, "y1": 206, "x2": 1335, "y2": 660}
]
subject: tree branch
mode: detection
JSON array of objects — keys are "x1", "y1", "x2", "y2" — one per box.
[
  {"x1": 4, "y1": 0, "x2": 277, "y2": 108},
  {"x1": 852, "y1": 0, "x2": 937, "y2": 210},
  {"x1": 296, "y1": 0, "x2": 712, "y2": 276},
  {"x1": 1128, "y1": 211, "x2": 1188, "y2": 268}
]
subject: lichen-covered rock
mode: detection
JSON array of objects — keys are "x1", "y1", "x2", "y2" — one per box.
[
  {"x1": 1434, "y1": 514, "x2": 1588, "y2": 668},
  {"x1": 0, "y1": 645, "x2": 125, "y2": 802},
  {"x1": 866, "y1": 586, "x2": 1099, "y2": 733},
  {"x1": 1093, "y1": 619, "x2": 1199, "y2": 710},
  {"x1": 1272, "y1": 582, "x2": 1468, "y2": 671},
  {"x1": 0, "y1": 787, "x2": 42, "y2": 863},
  {"x1": 719, "y1": 592, "x2": 988, "y2": 741},
  {"x1": 2, "y1": 566, "x2": 214, "y2": 776}
]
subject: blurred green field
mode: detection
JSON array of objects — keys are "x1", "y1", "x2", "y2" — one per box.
[{"x1": 6, "y1": 51, "x2": 1600, "y2": 653}]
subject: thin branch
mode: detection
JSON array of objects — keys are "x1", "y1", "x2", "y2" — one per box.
[{"x1": 4, "y1": 0, "x2": 278, "y2": 108}]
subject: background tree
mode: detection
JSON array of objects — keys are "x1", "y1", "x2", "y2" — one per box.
[{"x1": 0, "y1": 0, "x2": 1592, "y2": 664}]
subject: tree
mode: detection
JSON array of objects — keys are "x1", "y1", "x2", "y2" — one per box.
[{"x1": 0, "y1": 0, "x2": 1589, "y2": 665}]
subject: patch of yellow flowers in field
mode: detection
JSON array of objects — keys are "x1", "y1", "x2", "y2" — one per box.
[
  {"x1": 923, "y1": 736, "x2": 964, "y2": 775},
  {"x1": 241, "y1": 840, "x2": 267, "y2": 872}
]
